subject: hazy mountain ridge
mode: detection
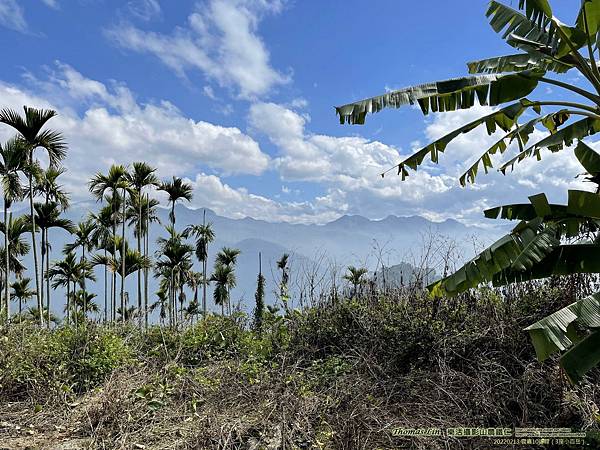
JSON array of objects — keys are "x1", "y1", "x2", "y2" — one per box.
[{"x1": 13, "y1": 204, "x2": 501, "y2": 317}]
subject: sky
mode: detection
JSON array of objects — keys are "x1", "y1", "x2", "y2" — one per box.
[{"x1": 0, "y1": 0, "x2": 596, "y2": 226}]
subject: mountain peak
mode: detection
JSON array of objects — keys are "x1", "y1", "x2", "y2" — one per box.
[{"x1": 328, "y1": 214, "x2": 371, "y2": 226}]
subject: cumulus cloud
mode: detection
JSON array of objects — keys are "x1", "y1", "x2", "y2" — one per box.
[
  {"x1": 0, "y1": 0, "x2": 26, "y2": 31},
  {"x1": 1, "y1": 62, "x2": 594, "y2": 226},
  {"x1": 106, "y1": 0, "x2": 289, "y2": 99},
  {"x1": 0, "y1": 63, "x2": 270, "y2": 200},
  {"x1": 248, "y1": 101, "x2": 596, "y2": 225},
  {"x1": 248, "y1": 102, "x2": 456, "y2": 215},
  {"x1": 0, "y1": 0, "x2": 59, "y2": 32},
  {"x1": 41, "y1": 0, "x2": 59, "y2": 9},
  {"x1": 186, "y1": 173, "x2": 340, "y2": 224},
  {"x1": 248, "y1": 102, "x2": 405, "y2": 183},
  {"x1": 421, "y1": 106, "x2": 590, "y2": 202},
  {"x1": 126, "y1": 0, "x2": 161, "y2": 21}
]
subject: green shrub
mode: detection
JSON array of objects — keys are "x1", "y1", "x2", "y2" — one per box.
[{"x1": 0, "y1": 324, "x2": 132, "y2": 401}]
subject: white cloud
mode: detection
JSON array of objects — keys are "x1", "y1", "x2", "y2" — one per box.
[
  {"x1": 127, "y1": 0, "x2": 161, "y2": 21},
  {"x1": 186, "y1": 173, "x2": 340, "y2": 224},
  {"x1": 248, "y1": 101, "x2": 596, "y2": 225},
  {"x1": 248, "y1": 101, "x2": 453, "y2": 203},
  {"x1": 289, "y1": 98, "x2": 308, "y2": 109},
  {"x1": 0, "y1": 63, "x2": 270, "y2": 200},
  {"x1": 203, "y1": 85, "x2": 216, "y2": 99},
  {"x1": 1, "y1": 63, "x2": 594, "y2": 226},
  {"x1": 106, "y1": 0, "x2": 289, "y2": 99},
  {"x1": 0, "y1": 0, "x2": 59, "y2": 32},
  {"x1": 0, "y1": 0, "x2": 26, "y2": 31},
  {"x1": 41, "y1": 0, "x2": 59, "y2": 9},
  {"x1": 421, "y1": 106, "x2": 589, "y2": 196}
]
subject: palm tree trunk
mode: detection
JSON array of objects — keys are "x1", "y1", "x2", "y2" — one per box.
[
  {"x1": 137, "y1": 191, "x2": 142, "y2": 327},
  {"x1": 111, "y1": 263, "x2": 115, "y2": 322},
  {"x1": 40, "y1": 227, "x2": 46, "y2": 328},
  {"x1": 180, "y1": 279, "x2": 184, "y2": 324},
  {"x1": 66, "y1": 280, "x2": 70, "y2": 326},
  {"x1": 73, "y1": 280, "x2": 77, "y2": 328},
  {"x1": 43, "y1": 191, "x2": 50, "y2": 328},
  {"x1": 202, "y1": 209, "x2": 207, "y2": 318},
  {"x1": 144, "y1": 193, "x2": 149, "y2": 329},
  {"x1": 202, "y1": 258, "x2": 207, "y2": 317},
  {"x1": 4, "y1": 203, "x2": 9, "y2": 321},
  {"x1": 121, "y1": 187, "x2": 126, "y2": 324},
  {"x1": 170, "y1": 270, "x2": 175, "y2": 328},
  {"x1": 46, "y1": 229, "x2": 50, "y2": 327},
  {"x1": 104, "y1": 249, "x2": 107, "y2": 323},
  {"x1": 193, "y1": 284, "x2": 198, "y2": 323},
  {"x1": 82, "y1": 246, "x2": 86, "y2": 323},
  {"x1": 168, "y1": 275, "x2": 172, "y2": 328},
  {"x1": 28, "y1": 159, "x2": 42, "y2": 326},
  {"x1": 112, "y1": 214, "x2": 117, "y2": 322},
  {"x1": 174, "y1": 274, "x2": 177, "y2": 327}
]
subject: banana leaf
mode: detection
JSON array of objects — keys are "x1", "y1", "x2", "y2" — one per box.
[
  {"x1": 574, "y1": 140, "x2": 600, "y2": 176},
  {"x1": 428, "y1": 217, "x2": 557, "y2": 296},
  {"x1": 518, "y1": 0, "x2": 553, "y2": 26},
  {"x1": 524, "y1": 291, "x2": 600, "y2": 383},
  {"x1": 467, "y1": 53, "x2": 572, "y2": 74},
  {"x1": 394, "y1": 102, "x2": 529, "y2": 179},
  {"x1": 493, "y1": 244, "x2": 600, "y2": 284},
  {"x1": 577, "y1": 0, "x2": 600, "y2": 38},
  {"x1": 487, "y1": 1, "x2": 556, "y2": 51},
  {"x1": 460, "y1": 110, "x2": 570, "y2": 185},
  {"x1": 483, "y1": 192, "x2": 577, "y2": 221},
  {"x1": 336, "y1": 72, "x2": 541, "y2": 125},
  {"x1": 560, "y1": 330, "x2": 600, "y2": 384},
  {"x1": 499, "y1": 117, "x2": 600, "y2": 173}
]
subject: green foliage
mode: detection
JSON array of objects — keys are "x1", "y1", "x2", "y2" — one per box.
[
  {"x1": 253, "y1": 272, "x2": 265, "y2": 332},
  {"x1": 131, "y1": 364, "x2": 184, "y2": 412},
  {"x1": 336, "y1": 0, "x2": 600, "y2": 384},
  {"x1": 1, "y1": 281, "x2": 599, "y2": 447},
  {"x1": 138, "y1": 314, "x2": 276, "y2": 366},
  {"x1": 0, "y1": 325, "x2": 132, "y2": 401}
]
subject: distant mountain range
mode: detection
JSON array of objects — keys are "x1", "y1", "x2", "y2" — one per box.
[{"x1": 12, "y1": 203, "x2": 503, "y2": 319}]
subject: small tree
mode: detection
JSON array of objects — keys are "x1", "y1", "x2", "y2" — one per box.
[
  {"x1": 65, "y1": 220, "x2": 96, "y2": 319},
  {"x1": 343, "y1": 266, "x2": 368, "y2": 298},
  {"x1": 154, "y1": 226, "x2": 193, "y2": 327},
  {"x1": 92, "y1": 240, "x2": 149, "y2": 323},
  {"x1": 210, "y1": 263, "x2": 235, "y2": 315},
  {"x1": 215, "y1": 247, "x2": 240, "y2": 314},
  {"x1": 0, "y1": 138, "x2": 26, "y2": 320},
  {"x1": 11, "y1": 278, "x2": 35, "y2": 320},
  {"x1": 89, "y1": 165, "x2": 128, "y2": 321},
  {"x1": 276, "y1": 253, "x2": 290, "y2": 313},
  {"x1": 183, "y1": 210, "x2": 215, "y2": 318},
  {"x1": 159, "y1": 176, "x2": 193, "y2": 228},
  {"x1": 254, "y1": 252, "x2": 265, "y2": 333}
]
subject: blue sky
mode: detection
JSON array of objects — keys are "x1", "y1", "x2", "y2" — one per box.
[{"x1": 0, "y1": 0, "x2": 594, "y2": 225}]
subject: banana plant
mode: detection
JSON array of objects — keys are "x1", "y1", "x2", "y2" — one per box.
[
  {"x1": 425, "y1": 142, "x2": 600, "y2": 383},
  {"x1": 336, "y1": 0, "x2": 600, "y2": 383}
]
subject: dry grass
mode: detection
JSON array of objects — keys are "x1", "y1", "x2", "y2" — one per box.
[{"x1": 1, "y1": 280, "x2": 600, "y2": 449}]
